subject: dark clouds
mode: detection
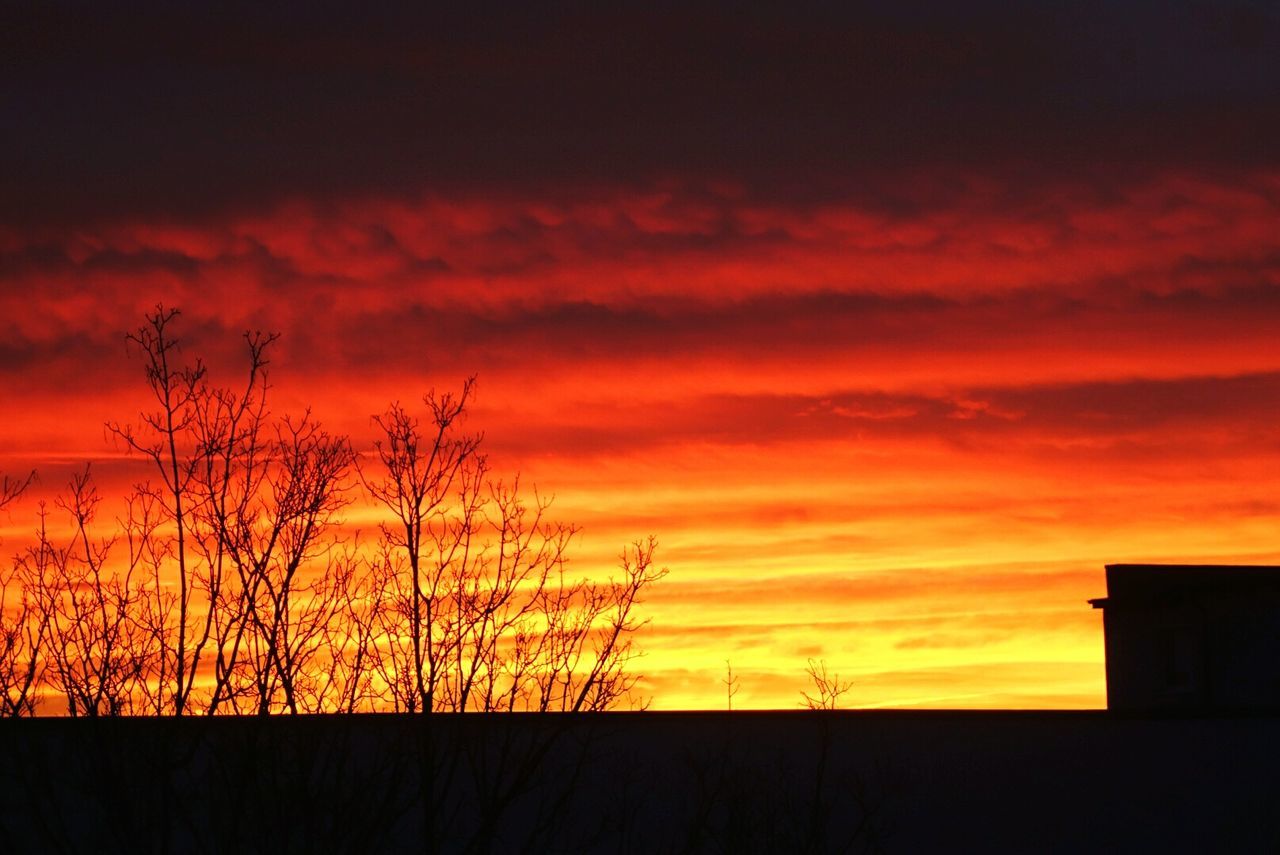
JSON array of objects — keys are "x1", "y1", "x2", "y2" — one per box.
[{"x1": 3, "y1": 2, "x2": 1277, "y2": 226}]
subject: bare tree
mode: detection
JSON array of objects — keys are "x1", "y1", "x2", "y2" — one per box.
[
  {"x1": 108, "y1": 308, "x2": 359, "y2": 716},
  {"x1": 107, "y1": 307, "x2": 215, "y2": 715},
  {"x1": 25, "y1": 468, "x2": 156, "y2": 716},
  {"x1": 800, "y1": 658, "x2": 854, "y2": 710},
  {"x1": 7, "y1": 310, "x2": 665, "y2": 719},
  {"x1": 0, "y1": 567, "x2": 46, "y2": 716},
  {"x1": 364, "y1": 386, "x2": 666, "y2": 714},
  {"x1": 723, "y1": 660, "x2": 740, "y2": 711},
  {"x1": 1, "y1": 471, "x2": 34, "y2": 513},
  {"x1": 212, "y1": 414, "x2": 357, "y2": 714},
  {"x1": 0, "y1": 471, "x2": 43, "y2": 715},
  {"x1": 363, "y1": 381, "x2": 481, "y2": 712},
  {"x1": 298, "y1": 542, "x2": 384, "y2": 714}
]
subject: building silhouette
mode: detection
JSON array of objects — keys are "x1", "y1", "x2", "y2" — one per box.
[{"x1": 1090, "y1": 564, "x2": 1280, "y2": 711}]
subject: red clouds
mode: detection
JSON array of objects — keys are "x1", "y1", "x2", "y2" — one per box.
[{"x1": 4, "y1": 170, "x2": 1279, "y2": 429}]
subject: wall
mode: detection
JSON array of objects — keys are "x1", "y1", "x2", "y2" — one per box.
[{"x1": 2, "y1": 710, "x2": 1277, "y2": 852}]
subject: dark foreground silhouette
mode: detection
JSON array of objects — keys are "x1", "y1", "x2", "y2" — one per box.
[{"x1": 2, "y1": 709, "x2": 1277, "y2": 853}]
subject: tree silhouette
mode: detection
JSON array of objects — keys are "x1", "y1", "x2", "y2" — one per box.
[
  {"x1": 0, "y1": 472, "x2": 33, "y2": 513},
  {"x1": 0, "y1": 471, "x2": 42, "y2": 715},
  {"x1": 363, "y1": 385, "x2": 667, "y2": 713},
  {"x1": 106, "y1": 307, "x2": 223, "y2": 715},
  {"x1": 724, "y1": 659, "x2": 740, "y2": 710},
  {"x1": 24, "y1": 468, "x2": 157, "y2": 715},
  {"x1": 0, "y1": 307, "x2": 664, "y2": 717},
  {"x1": 801, "y1": 658, "x2": 854, "y2": 710}
]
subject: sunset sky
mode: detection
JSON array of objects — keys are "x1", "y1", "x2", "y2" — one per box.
[{"x1": 2, "y1": 3, "x2": 1279, "y2": 709}]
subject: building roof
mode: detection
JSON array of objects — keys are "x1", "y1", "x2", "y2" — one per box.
[{"x1": 1090, "y1": 564, "x2": 1280, "y2": 609}]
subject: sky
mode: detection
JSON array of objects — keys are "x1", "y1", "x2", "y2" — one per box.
[{"x1": 2, "y1": 2, "x2": 1279, "y2": 709}]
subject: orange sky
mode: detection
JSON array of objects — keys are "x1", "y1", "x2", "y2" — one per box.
[
  {"x1": 4, "y1": 169, "x2": 1280, "y2": 709},
  {"x1": 3, "y1": 4, "x2": 1279, "y2": 709}
]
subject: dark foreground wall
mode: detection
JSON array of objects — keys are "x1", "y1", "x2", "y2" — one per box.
[{"x1": 2, "y1": 710, "x2": 1277, "y2": 853}]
